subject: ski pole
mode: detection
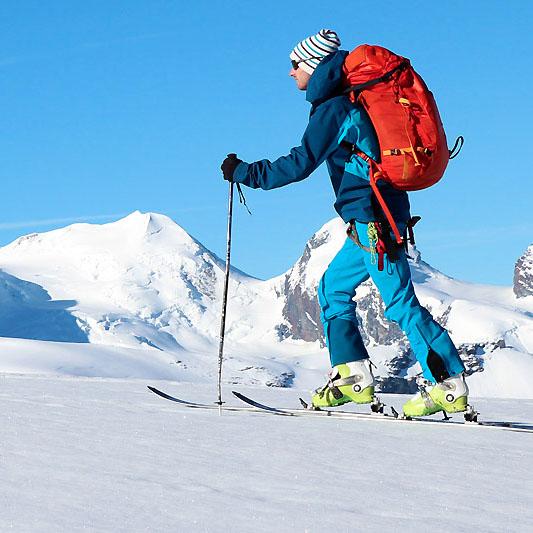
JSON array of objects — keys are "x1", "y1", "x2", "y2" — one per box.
[{"x1": 217, "y1": 180, "x2": 234, "y2": 410}]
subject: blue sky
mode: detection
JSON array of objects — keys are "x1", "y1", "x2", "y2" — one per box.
[{"x1": 1, "y1": 0, "x2": 531, "y2": 285}]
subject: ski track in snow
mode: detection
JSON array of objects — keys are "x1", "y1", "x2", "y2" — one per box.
[{"x1": 1, "y1": 375, "x2": 532, "y2": 532}]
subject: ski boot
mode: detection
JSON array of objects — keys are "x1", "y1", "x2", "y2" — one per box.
[
  {"x1": 311, "y1": 360, "x2": 376, "y2": 408},
  {"x1": 403, "y1": 372, "x2": 469, "y2": 417}
]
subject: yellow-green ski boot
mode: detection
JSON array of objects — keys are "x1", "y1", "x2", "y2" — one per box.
[
  {"x1": 403, "y1": 373, "x2": 469, "y2": 417},
  {"x1": 312, "y1": 360, "x2": 376, "y2": 408}
]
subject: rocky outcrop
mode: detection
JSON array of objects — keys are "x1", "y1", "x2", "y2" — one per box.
[
  {"x1": 278, "y1": 220, "x2": 415, "y2": 350},
  {"x1": 279, "y1": 279, "x2": 323, "y2": 344},
  {"x1": 278, "y1": 223, "x2": 338, "y2": 346},
  {"x1": 514, "y1": 245, "x2": 533, "y2": 298}
]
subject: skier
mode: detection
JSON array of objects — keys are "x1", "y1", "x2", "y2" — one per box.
[{"x1": 220, "y1": 29, "x2": 468, "y2": 417}]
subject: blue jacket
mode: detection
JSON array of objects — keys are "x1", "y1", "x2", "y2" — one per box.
[{"x1": 232, "y1": 50, "x2": 411, "y2": 224}]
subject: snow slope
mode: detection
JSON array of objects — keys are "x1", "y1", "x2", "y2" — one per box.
[
  {"x1": 1, "y1": 375, "x2": 532, "y2": 532},
  {"x1": 0, "y1": 212, "x2": 531, "y2": 398}
]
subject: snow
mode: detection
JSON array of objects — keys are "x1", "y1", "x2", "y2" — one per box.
[
  {"x1": 1, "y1": 212, "x2": 532, "y2": 530},
  {"x1": 283, "y1": 218, "x2": 346, "y2": 292},
  {"x1": 468, "y1": 348, "x2": 533, "y2": 399},
  {"x1": 0, "y1": 211, "x2": 532, "y2": 399},
  {"x1": 1, "y1": 375, "x2": 532, "y2": 532}
]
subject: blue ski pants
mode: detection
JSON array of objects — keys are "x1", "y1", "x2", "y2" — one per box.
[{"x1": 317, "y1": 221, "x2": 465, "y2": 383}]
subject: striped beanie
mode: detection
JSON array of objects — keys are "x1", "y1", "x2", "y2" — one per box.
[{"x1": 290, "y1": 29, "x2": 341, "y2": 75}]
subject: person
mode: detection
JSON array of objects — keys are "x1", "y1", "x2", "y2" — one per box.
[{"x1": 220, "y1": 29, "x2": 468, "y2": 417}]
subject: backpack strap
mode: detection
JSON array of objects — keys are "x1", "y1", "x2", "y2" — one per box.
[
  {"x1": 355, "y1": 156, "x2": 404, "y2": 244},
  {"x1": 343, "y1": 61, "x2": 408, "y2": 99},
  {"x1": 341, "y1": 141, "x2": 404, "y2": 245}
]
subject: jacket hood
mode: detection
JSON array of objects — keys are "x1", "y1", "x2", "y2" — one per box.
[{"x1": 306, "y1": 50, "x2": 348, "y2": 105}]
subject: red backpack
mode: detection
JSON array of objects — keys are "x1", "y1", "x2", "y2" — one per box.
[{"x1": 342, "y1": 44, "x2": 462, "y2": 243}]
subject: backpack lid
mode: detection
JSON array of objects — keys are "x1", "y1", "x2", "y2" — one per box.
[{"x1": 343, "y1": 44, "x2": 408, "y2": 87}]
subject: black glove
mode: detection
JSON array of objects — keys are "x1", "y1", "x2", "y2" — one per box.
[{"x1": 221, "y1": 153, "x2": 242, "y2": 182}]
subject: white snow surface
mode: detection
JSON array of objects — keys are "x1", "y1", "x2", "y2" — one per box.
[
  {"x1": 1, "y1": 214, "x2": 533, "y2": 531},
  {"x1": 1, "y1": 375, "x2": 532, "y2": 532},
  {"x1": 0, "y1": 211, "x2": 532, "y2": 398}
]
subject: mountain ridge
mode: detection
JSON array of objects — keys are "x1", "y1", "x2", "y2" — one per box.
[{"x1": 0, "y1": 211, "x2": 531, "y2": 398}]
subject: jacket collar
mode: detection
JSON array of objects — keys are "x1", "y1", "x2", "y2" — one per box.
[{"x1": 306, "y1": 50, "x2": 348, "y2": 106}]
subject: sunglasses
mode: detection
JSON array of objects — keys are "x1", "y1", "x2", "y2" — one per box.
[{"x1": 291, "y1": 56, "x2": 322, "y2": 70}]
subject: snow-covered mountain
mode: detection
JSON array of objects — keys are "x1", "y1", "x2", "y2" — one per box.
[
  {"x1": 0, "y1": 211, "x2": 532, "y2": 398},
  {"x1": 0, "y1": 212, "x2": 236, "y2": 352},
  {"x1": 0, "y1": 212, "x2": 294, "y2": 386}
]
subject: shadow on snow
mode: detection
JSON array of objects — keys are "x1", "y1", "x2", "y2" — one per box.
[{"x1": 0, "y1": 270, "x2": 89, "y2": 343}]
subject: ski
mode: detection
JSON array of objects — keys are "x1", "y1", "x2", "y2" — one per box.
[
  {"x1": 148, "y1": 386, "x2": 533, "y2": 433},
  {"x1": 148, "y1": 386, "x2": 211, "y2": 407},
  {"x1": 147, "y1": 385, "x2": 289, "y2": 414},
  {"x1": 232, "y1": 391, "x2": 533, "y2": 434}
]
